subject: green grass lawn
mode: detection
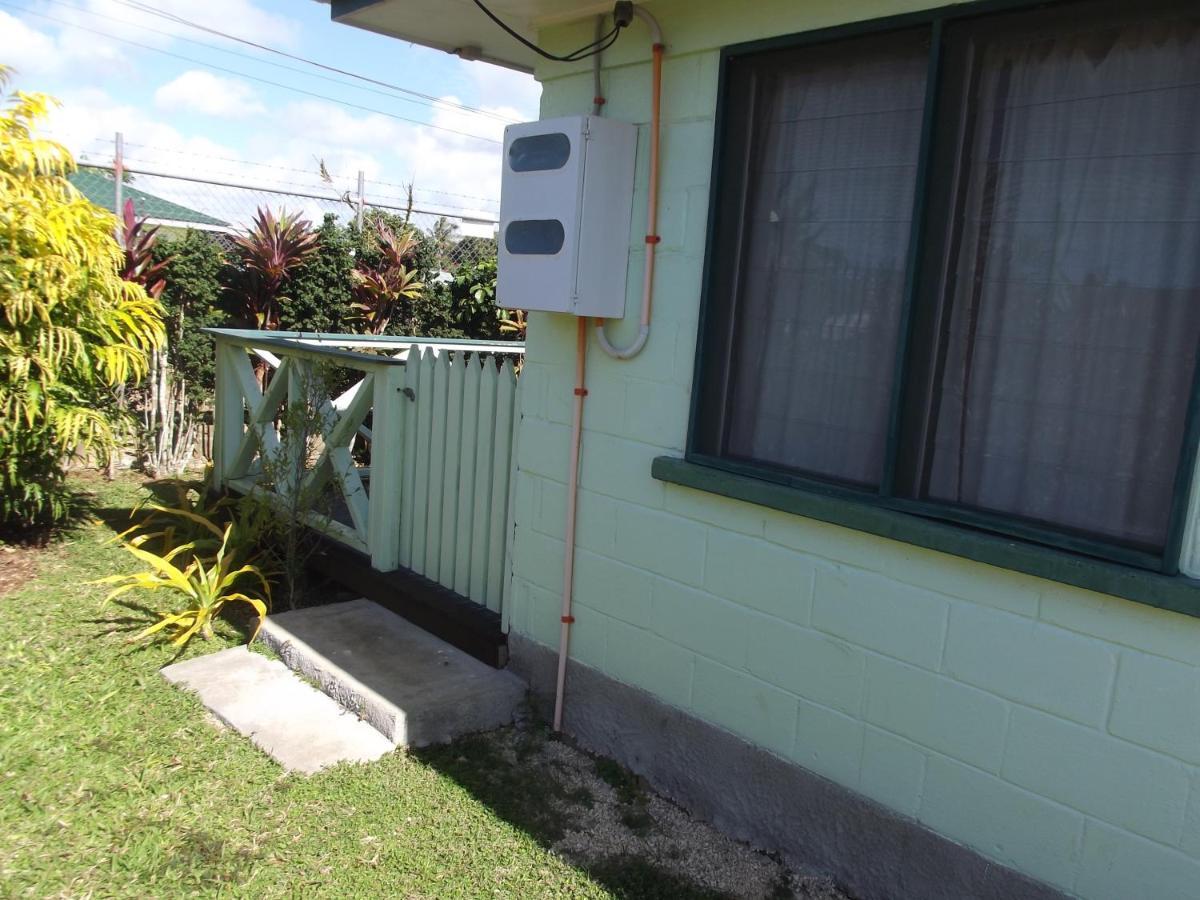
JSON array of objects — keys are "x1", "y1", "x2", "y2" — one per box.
[{"x1": 0, "y1": 474, "x2": 615, "y2": 898}]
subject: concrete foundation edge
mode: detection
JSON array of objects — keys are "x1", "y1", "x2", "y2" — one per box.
[{"x1": 507, "y1": 632, "x2": 1068, "y2": 900}]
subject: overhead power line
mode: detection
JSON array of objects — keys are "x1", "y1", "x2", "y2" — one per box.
[
  {"x1": 1, "y1": 3, "x2": 502, "y2": 145},
  {"x1": 87, "y1": 162, "x2": 500, "y2": 223},
  {"x1": 116, "y1": 0, "x2": 520, "y2": 123},
  {"x1": 31, "y1": 0, "x2": 517, "y2": 124},
  {"x1": 39, "y1": 131, "x2": 503, "y2": 208}
]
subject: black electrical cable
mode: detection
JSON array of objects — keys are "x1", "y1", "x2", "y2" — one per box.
[
  {"x1": 566, "y1": 27, "x2": 623, "y2": 62},
  {"x1": 470, "y1": 0, "x2": 626, "y2": 62}
]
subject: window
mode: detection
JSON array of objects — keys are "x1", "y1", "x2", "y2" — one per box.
[{"x1": 691, "y1": 0, "x2": 1200, "y2": 571}]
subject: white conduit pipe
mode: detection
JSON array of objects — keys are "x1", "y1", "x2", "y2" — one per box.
[
  {"x1": 553, "y1": 6, "x2": 665, "y2": 732},
  {"x1": 592, "y1": 14, "x2": 607, "y2": 117}
]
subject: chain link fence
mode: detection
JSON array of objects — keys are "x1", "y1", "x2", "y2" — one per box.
[{"x1": 66, "y1": 134, "x2": 500, "y2": 270}]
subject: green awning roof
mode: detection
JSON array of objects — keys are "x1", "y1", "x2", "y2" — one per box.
[{"x1": 69, "y1": 169, "x2": 229, "y2": 228}]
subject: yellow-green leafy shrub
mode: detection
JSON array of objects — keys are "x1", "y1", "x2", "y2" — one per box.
[{"x1": 0, "y1": 67, "x2": 163, "y2": 525}]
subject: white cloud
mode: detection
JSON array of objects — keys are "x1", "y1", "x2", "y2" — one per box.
[
  {"x1": 0, "y1": 12, "x2": 59, "y2": 79},
  {"x1": 464, "y1": 59, "x2": 541, "y2": 117},
  {"x1": 0, "y1": 10, "x2": 126, "y2": 81},
  {"x1": 14, "y1": 6, "x2": 543, "y2": 233},
  {"x1": 154, "y1": 70, "x2": 264, "y2": 118},
  {"x1": 42, "y1": 87, "x2": 238, "y2": 162},
  {"x1": 0, "y1": 0, "x2": 299, "y2": 85},
  {"x1": 254, "y1": 96, "x2": 515, "y2": 219}
]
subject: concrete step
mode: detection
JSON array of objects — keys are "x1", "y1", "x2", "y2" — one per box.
[
  {"x1": 258, "y1": 598, "x2": 527, "y2": 747},
  {"x1": 162, "y1": 647, "x2": 394, "y2": 773}
]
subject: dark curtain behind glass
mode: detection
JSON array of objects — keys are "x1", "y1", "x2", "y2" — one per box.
[
  {"x1": 925, "y1": 10, "x2": 1200, "y2": 551},
  {"x1": 722, "y1": 31, "x2": 928, "y2": 486}
]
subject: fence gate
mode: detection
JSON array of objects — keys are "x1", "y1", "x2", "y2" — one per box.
[{"x1": 209, "y1": 330, "x2": 522, "y2": 624}]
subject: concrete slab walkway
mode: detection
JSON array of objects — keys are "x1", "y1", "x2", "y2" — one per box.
[
  {"x1": 258, "y1": 599, "x2": 527, "y2": 747},
  {"x1": 162, "y1": 647, "x2": 394, "y2": 773}
]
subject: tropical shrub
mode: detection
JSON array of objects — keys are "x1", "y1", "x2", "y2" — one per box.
[
  {"x1": 117, "y1": 203, "x2": 201, "y2": 475},
  {"x1": 230, "y1": 207, "x2": 319, "y2": 330},
  {"x1": 0, "y1": 68, "x2": 163, "y2": 525},
  {"x1": 447, "y1": 256, "x2": 500, "y2": 338},
  {"x1": 120, "y1": 476, "x2": 269, "y2": 561},
  {"x1": 103, "y1": 478, "x2": 273, "y2": 646},
  {"x1": 279, "y1": 213, "x2": 354, "y2": 333},
  {"x1": 350, "y1": 219, "x2": 424, "y2": 334},
  {"x1": 97, "y1": 518, "x2": 271, "y2": 647},
  {"x1": 119, "y1": 199, "x2": 169, "y2": 300},
  {"x1": 499, "y1": 308, "x2": 527, "y2": 341},
  {"x1": 152, "y1": 229, "x2": 227, "y2": 410}
]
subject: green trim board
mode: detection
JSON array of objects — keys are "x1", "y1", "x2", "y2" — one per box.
[
  {"x1": 69, "y1": 169, "x2": 228, "y2": 228},
  {"x1": 685, "y1": 0, "x2": 1200, "y2": 575},
  {"x1": 653, "y1": 455, "x2": 1200, "y2": 619}
]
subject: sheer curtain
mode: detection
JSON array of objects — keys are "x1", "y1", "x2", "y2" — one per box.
[
  {"x1": 925, "y1": 12, "x2": 1200, "y2": 550},
  {"x1": 723, "y1": 31, "x2": 928, "y2": 486}
]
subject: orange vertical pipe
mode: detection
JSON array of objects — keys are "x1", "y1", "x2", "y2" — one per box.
[
  {"x1": 553, "y1": 317, "x2": 589, "y2": 732},
  {"x1": 555, "y1": 12, "x2": 665, "y2": 729}
]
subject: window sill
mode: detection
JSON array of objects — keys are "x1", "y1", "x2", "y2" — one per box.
[{"x1": 652, "y1": 455, "x2": 1200, "y2": 619}]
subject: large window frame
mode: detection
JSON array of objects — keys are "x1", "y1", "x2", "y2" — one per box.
[{"x1": 666, "y1": 0, "x2": 1200, "y2": 608}]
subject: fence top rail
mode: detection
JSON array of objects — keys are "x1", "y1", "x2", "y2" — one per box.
[{"x1": 205, "y1": 328, "x2": 525, "y2": 371}]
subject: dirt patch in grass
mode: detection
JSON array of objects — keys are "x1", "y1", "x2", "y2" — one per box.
[
  {"x1": 0, "y1": 544, "x2": 43, "y2": 598},
  {"x1": 420, "y1": 728, "x2": 850, "y2": 900}
]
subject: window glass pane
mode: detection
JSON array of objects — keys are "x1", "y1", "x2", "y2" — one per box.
[
  {"x1": 504, "y1": 219, "x2": 565, "y2": 255},
  {"x1": 509, "y1": 133, "x2": 571, "y2": 172},
  {"x1": 717, "y1": 31, "x2": 928, "y2": 486},
  {"x1": 924, "y1": 8, "x2": 1200, "y2": 551}
]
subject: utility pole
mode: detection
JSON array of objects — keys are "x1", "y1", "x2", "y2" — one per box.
[
  {"x1": 356, "y1": 169, "x2": 366, "y2": 229},
  {"x1": 113, "y1": 131, "x2": 124, "y2": 237}
]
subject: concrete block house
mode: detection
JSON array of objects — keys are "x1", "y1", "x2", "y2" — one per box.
[{"x1": 320, "y1": 1, "x2": 1200, "y2": 897}]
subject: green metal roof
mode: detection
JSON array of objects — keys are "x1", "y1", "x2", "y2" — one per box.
[{"x1": 69, "y1": 169, "x2": 229, "y2": 228}]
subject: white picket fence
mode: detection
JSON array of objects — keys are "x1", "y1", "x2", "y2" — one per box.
[
  {"x1": 208, "y1": 329, "x2": 522, "y2": 616},
  {"x1": 399, "y1": 348, "x2": 518, "y2": 614}
]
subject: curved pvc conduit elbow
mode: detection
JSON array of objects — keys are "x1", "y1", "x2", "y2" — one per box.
[{"x1": 595, "y1": 320, "x2": 650, "y2": 359}]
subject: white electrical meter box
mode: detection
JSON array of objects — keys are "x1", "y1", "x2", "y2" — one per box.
[{"x1": 496, "y1": 115, "x2": 637, "y2": 318}]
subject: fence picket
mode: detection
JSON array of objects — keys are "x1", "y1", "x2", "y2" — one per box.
[
  {"x1": 439, "y1": 353, "x2": 465, "y2": 584},
  {"x1": 213, "y1": 341, "x2": 245, "y2": 485},
  {"x1": 410, "y1": 347, "x2": 435, "y2": 573},
  {"x1": 469, "y1": 362, "x2": 498, "y2": 604},
  {"x1": 485, "y1": 360, "x2": 516, "y2": 612},
  {"x1": 500, "y1": 376, "x2": 522, "y2": 634},
  {"x1": 423, "y1": 350, "x2": 450, "y2": 577},
  {"x1": 398, "y1": 345, "x2": 420, "y2": 569},
  {"x1": 453, "y1": 356, "x2": 481, "y2": 595}
]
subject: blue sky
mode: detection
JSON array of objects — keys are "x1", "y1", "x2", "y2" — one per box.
[{"x1": 0, "y1": 0, "x2": 541, "y2": 223}]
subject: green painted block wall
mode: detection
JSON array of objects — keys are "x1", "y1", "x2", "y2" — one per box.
[{"x1": 505, "y1": 1, "x2": 1200, "y2": 897}]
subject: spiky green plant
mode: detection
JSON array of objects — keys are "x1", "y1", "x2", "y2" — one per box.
[{"x1": 96, "y1": 518, "x2": 272, "y2": 647}]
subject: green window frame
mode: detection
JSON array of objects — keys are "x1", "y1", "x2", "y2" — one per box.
[{"x1": 663, "y1": 0, "x2": 1200, "y2": 610}]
